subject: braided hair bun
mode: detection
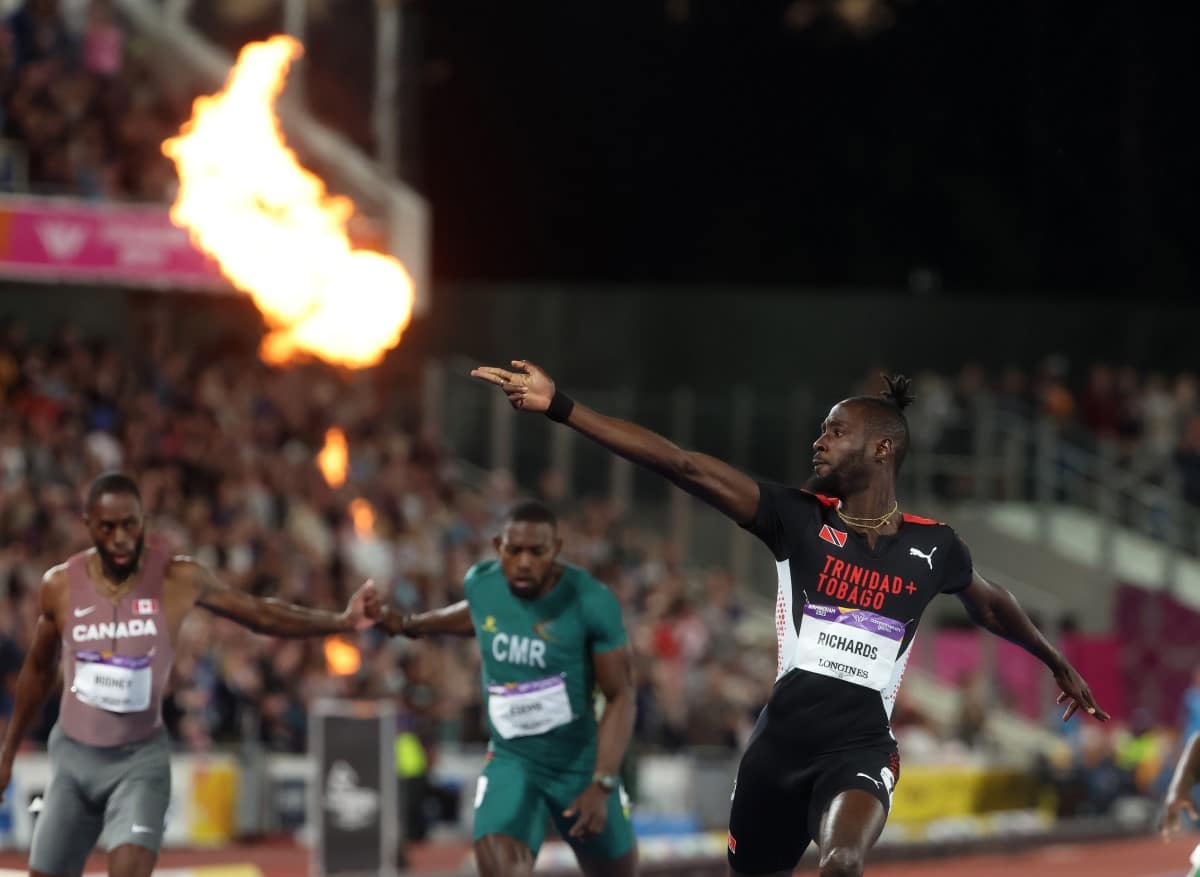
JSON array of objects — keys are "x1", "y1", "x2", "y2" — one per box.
[{"x1": 880, "y1": 374, "x2": 915, "y2": 411}]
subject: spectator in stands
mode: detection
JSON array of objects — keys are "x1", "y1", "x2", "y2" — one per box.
[
  {"x1": 952, "y1": 671, "x2": 998, "y2": 755},
  {"x1": 1077, "y1": 724, "x2": 1124, "y2": 816},
  {"x1": 1114, "y1": 707, "x2": 1168, "y2": 797},
  {"x1": 1034, "y1": 354, "x2": 1076, "y2": 434},
  {"x1": 682, "y1": 657, "x2": 742, "y2": 750},
  {"x1": 1080, "y1": 364, "x2": 1121, "y2": 440},
  {"x1": 81, "y1": 0, "x2": 122, "y2": 78},
  {"x1": 995, "y1": 366, "x2": 1032, "y2": 421},
  {"x1": 1141, "y1": 373, "x2": 1179, "y2": 464},
  {"x1": 6, "y1": 0, "x2": 70, "y2": 68},
  {"x1": 1114, "y1": 365, "x2": 1144, "y2": 453},
  {"x1": 1176, "y1": 415, "x2": 1200, "y2": 507}
]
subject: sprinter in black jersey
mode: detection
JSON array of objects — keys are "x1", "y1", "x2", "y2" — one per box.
[{"x1": 471, "y1": 361, "x2": 1109, "y2": 877}]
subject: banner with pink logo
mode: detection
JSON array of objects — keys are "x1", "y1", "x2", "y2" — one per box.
[{"x1": 0, "y1": 195, "x2": 228, "y2": 290}]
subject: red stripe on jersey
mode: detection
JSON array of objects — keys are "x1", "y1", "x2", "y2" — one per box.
[
  {"x1": 800, "y1": 489, "x2": 841, "y2": 508},
  {"x1": 901, "y1": 513, "x2": 941, "y2": 525}
]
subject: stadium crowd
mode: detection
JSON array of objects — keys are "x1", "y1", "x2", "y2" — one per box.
[
  {"x1": 0, "y1": 317, "x2": 779, "y2": 763},
  {"x1": 0, "y1": 318, "x2": 1194, "y2": 830},
  {"x1": 1, "y1": 0, "x2": 180, "y2": 199},
  {"x1": 897, "y1": 359, "x2": 1200, "y2": 498}
]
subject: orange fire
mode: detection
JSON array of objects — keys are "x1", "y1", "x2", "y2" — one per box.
[
  {"x1": 324, "y1": 637, "x2": 361, "y2": 676},
  {"x1": 317, "y1": 427, "x2": 348, "y2": 487},
  {"x1": 348, "y1": 498, "x2": 376, "y2": 538},
  {"x1": 162, "y1": 36, "x2": 414, "y2": 369}
]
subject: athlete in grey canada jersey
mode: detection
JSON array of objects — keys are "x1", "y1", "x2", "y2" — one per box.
[{"x1": 0, "y1": 473, "x2": 381, "y2": 877}]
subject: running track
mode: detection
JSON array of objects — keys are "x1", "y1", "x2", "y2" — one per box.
[{"x1": 0, "y1": 834, "x2": 1194, "y2": 876}]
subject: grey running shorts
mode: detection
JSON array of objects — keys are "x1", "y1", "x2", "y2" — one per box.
[{"x1": 28, "y1": 723, "x2": 171, "y2": 875}]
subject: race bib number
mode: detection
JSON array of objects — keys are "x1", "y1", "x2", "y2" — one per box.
[
  {"x1": 72, "y1": 652, "x2": 152, "y2": 713},
  {"x1": 487, "y1": 675, "x2": 573, "y2": 739},
  {"x1": 790, "y1": 605, "x2": 905, "y2": 691}
]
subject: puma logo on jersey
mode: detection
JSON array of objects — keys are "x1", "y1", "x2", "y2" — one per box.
[
  {"x1": 491, "y1": 632, "x2": 546, "y2": 668},
  {"x1": 856, "y1": 772, "x2": 882, "y2": 790},
  {"x1": 909, "y1": 546, "x2": 937, "y2": 570},
  {"x1": 72, "y1": 619, "x2": 159, "y2": 642}
]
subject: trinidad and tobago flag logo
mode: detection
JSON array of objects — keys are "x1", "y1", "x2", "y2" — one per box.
[{"x1": 819, "y1": 524, "x2": 848, "y2": 548}]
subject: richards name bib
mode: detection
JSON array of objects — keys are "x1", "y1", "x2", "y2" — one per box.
[{"x1": 790, "y1": 604, "x2": 905, "y2": 691}]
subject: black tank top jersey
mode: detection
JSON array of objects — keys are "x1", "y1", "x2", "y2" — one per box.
[{"x1": 741, "y1": 481, "x2": 973, "y2": 754}]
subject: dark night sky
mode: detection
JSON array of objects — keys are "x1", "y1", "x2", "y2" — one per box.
[
  {"x1": 412, "y1": 1, "x2": 1196, "y2": 295},
  {"x1": 208, "y1": 1, "x2": 1196, "y2": 295}
]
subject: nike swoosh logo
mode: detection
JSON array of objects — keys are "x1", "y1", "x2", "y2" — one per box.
[
  {"x1": 74, "y1": 606, "x2": 97, "y2": 618},
  {"x1": 131, "y1": 824, "x2": 155, "y2": 834}
]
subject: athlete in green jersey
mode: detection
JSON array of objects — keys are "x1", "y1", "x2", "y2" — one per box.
[{"x1": 380, "y1": 501, "x2": 638, "y2": 877}]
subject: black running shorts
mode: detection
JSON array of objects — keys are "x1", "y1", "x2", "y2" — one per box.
[{"x1": 726, "y1": 722, "x2": 899, "y2": 875}]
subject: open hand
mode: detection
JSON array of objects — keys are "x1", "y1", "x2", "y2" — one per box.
[
  {"x1": 563, "y1": 784, "x2": 610, "y2": 839},
  {"x1": 470, "y1": 360, "x2": 555, "y2": 413},
  {"x1": 1053, "y1": 661, "x2": 1110, "y2": 722},
  {"x1": 1161, "y1": 791, "x2": 1199, "y2": 840}
]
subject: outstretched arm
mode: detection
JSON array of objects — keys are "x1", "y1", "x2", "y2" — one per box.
[
  {"x1": 472, "y1": 360, "x2": 760, "y2": 524},
  {"x1": 379, "y1": 601, "x2": 475, "y2": 638},
  {"x1": 0, "y1": 570, "x2": 65, "y2": 802},
  {"x1": 1162, "y1": 732, "x2": 1200, "y2": 838},
  {"x1": 185, "y1": 560, "x2": 379, "y2": 637},
  {"x1": 957, "y1": 570, "x2": 1109, "y2": 722}
]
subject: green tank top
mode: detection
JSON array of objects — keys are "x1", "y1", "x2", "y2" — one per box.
[{"x1": 464, "y1": 560, "x2": 628, "y2": 774}]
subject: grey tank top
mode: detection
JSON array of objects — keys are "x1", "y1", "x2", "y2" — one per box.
[{"x1": 59, "y1": 544, "x2": 175, "y2": 746}]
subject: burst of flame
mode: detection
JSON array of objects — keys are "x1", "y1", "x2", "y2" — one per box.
[
  {"x1": 349, "y1": 498, "x2": 376, "y2": 538},
  {"x1": 317, "y1": 427, "x2": 348, "y2": 487},
  {"x1": 324, "y1": 637, "x2": 361, "y2": 676},
  {"x1": 162, "y1": 35, "x2": 414, "y2": 369}
]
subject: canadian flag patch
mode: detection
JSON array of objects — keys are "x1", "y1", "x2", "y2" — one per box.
[
  {"x1": 819, "y1": 524, "x2": 848, "y2": 548},
  {"x1": 135, "y1": 598, "x2": 158, "y2": 615}
]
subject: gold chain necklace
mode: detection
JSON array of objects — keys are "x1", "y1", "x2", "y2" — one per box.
[{"x1": 836, "y1": 501, "x2": 899, "y2": 531}]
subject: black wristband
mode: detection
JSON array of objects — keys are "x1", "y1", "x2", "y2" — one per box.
[{"x1": 546, "y1": 390, "x2": 575, "y2": 423}]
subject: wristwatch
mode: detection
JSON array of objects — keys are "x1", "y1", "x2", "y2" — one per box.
[
  {"x1": 383, "y1": 607, "x2": 413, "y2": 638},
  {"x1": 592, "y1": 772, "x2": 618, "y2": 794}
]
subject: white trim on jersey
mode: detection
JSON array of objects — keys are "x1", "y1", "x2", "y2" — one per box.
[
  {"x1": 879, "y1": 632, "x2": 915, "y2": 723},
  {"x1": 774, "y1": 559, "x2": 797, "y2": 680}
]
